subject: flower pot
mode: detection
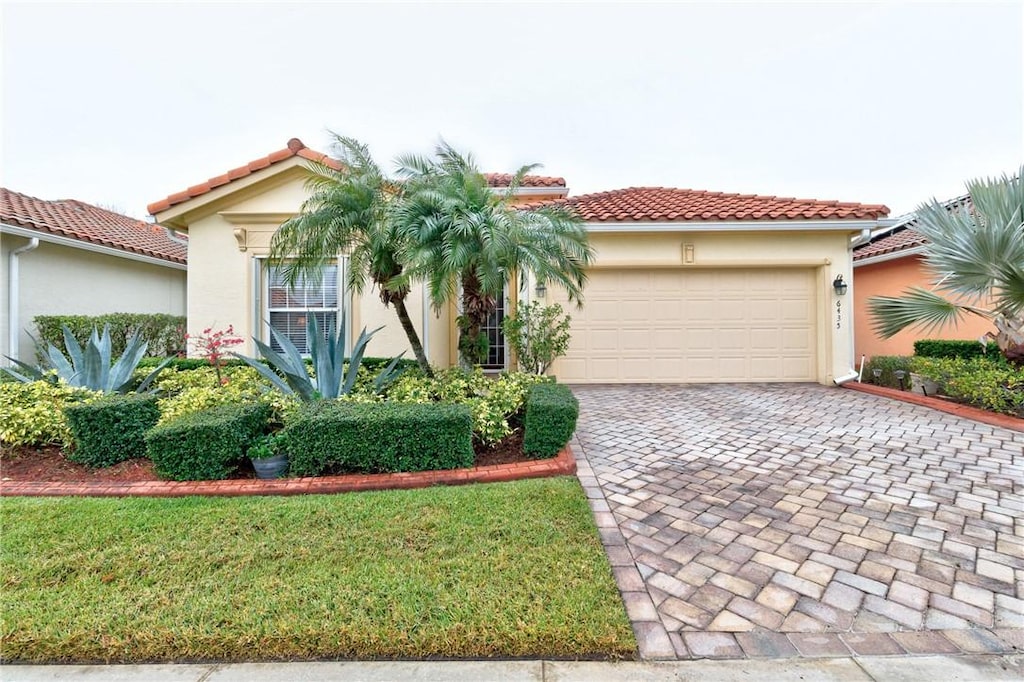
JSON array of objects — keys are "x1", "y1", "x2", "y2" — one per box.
[{"x1": 251, "y1": 453, "x2": 289, "y2": 480}]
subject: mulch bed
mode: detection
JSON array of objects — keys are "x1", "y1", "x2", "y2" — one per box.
[{"x1": 1, "y1": 431, "x2": 531, "y2": 483}]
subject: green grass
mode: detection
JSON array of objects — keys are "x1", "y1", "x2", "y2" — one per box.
[{"x1": 0, "y1": 478, "x2": 635, "y2": 663}]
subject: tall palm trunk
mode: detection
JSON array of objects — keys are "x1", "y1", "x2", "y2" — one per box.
[{"x1": 392, "y1": 297, "x2": 434, "y2": 377}]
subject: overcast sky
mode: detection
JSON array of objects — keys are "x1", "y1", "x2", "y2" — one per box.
[{"x1": 2, "y1": 1, "x2": 1021, "y2": 221}]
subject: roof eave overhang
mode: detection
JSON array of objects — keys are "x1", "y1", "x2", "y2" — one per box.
[
  {"x1": 150, "y1": 156, "x2": 311, "y2": 229},
  {"x1": 584, "y1": 218, "x2": 888, "y2": 233},
  {"x1": 1, "y1": 223, "x2": 187, "y2": 270},
  {"x1": 853, "y1": 245, "x2": 927, "y2": 267}
]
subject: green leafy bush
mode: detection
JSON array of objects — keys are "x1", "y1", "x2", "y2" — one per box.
[
  {"x1": 862, "y1": 356, "x2": 915, "y2": 389},
  {"x1": 145, "y1": 403, "x2": 270, "y2": 481},
  {"x1": 384, "y1": 368, "x2": 547, "y2": 443},
  {"x1": 913, "y1": 339, "x2": 1001, "y2": 360},
  {"x1": 64, "y1": 394, "x2": 160, "y2": 467},
  {"x1": 523, "y1": 383, "x2": 579, "y2": 458},
  {"x1": 34, "y1": 314, "x2": 185, "y2": 360},
  {"x1": 502, "y1": 301, "x2": 572, "y2": 374},
  {"x1": 284, "y1": 402, "x2": 474, "y2": 476},
  {"x1": 910, "y1": 356, "x2": 1024, "y2": 416},
  {"x1": 149, "y1": 365, "x2": 299, "y2": 426},
  {"x1": 0, "y1": 381, "x2": 99, "y2": 449},
  {"x1": 138, "y1": 357, "x2": 247, "y2": 371}
]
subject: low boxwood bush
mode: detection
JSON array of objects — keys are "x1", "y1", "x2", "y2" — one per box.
[
  {"x1": 0, "y1": 381, "x2": 99, "y2": 449},
  {"x1": 913, "y1": 339, "x2": 1001, "y2": 360},
  {"x1": 145, "y1": 403, "x2": 270, "y2": 481},
  {"x1": 523, "y1": 383, "x2": 579, "y2": 458},
  {"x1": 910, "y1": 356, "x2": 1024, "y2": 416},
  {"x1": 64, "y1": 394, "x2": 160, "y2": 467},
  {"x1": 284, "y1": 401, "x2": 474, "y2": 476},
  {"x1": 862, "y1": 355, "x2": 914, "y2": 389}
]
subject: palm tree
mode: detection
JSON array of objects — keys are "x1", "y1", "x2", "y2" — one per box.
[
  {"x1": 869, "y1": 167, "x2": 1024, "y2": 364},
  {"x1": 393, "y1": 141, "x2": 594, "y2": 366},
  {"x1": 268, "y1": 134, "x2": 433, "y2": 376}
]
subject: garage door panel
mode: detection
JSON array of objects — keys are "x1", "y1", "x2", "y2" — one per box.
[{"x1": 553, "y1": 268, "x2": 817, "y2": 383}]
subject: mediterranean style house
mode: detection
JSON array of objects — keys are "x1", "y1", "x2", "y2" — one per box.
[{"x1": 149, "y1": 138, "x2": 891, "y2": 385}]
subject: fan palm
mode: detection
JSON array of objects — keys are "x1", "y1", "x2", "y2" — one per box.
[
  {"x1": 869, "y1": 168, "x2": 1024, "y2": 364},
  {"x1": 268, "y1": 133, "x2": 433, "y2": 376},
  {"x1": 393, "y1": 141, "x2": 594, "y2": 366}
]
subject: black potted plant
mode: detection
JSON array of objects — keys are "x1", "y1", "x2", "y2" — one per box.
[{"x1": 248, "y1": 432, "x2": 289, "y2": 480}]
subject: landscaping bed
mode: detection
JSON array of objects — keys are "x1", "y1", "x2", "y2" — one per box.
[
  {"x1": 2, "y1": 431, "x2": 531, "y2": 483},
  {"x1": 1, "y1": 365, "x2": 579, "y2": 484},
  {"x1": 0, "y1": 478, "x2": 636, "y2": 662}
]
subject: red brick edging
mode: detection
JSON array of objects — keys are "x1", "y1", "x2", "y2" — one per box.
[
  {"x1": 0, "y1": 446, "x2": 577, "y2": 498},
  {"x1": 843, "y1": 382, "x2": 1024, "y2": 432}
]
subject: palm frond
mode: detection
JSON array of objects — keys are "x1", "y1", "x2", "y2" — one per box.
[{"x1": 868, "y1": 287, "x2": 989, "y2": 338}]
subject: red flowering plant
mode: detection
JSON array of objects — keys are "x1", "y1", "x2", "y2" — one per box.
[{"x1": 186, "y1": 325, "x2": 244, "y2": 386}]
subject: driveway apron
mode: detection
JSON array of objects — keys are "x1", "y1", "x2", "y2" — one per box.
[{"x1": 571, "y1": 384, "x2": 1024, "y2": 660}]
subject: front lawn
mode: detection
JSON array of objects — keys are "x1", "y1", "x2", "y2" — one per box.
[{"x1": 0, "y1": 477, "x2": 634, "y2": 662}]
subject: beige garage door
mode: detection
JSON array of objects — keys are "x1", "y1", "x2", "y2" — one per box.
[{"x1": 551, "y1": 268, "x2": 817, "y2": 383}]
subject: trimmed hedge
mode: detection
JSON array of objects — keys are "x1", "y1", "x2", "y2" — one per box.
[
  {"x1": 523, "y1": 383, "x2": 579, "y2": 458},
  {"x1": 145, "y1": 402, "x2": 270, "y2": 481},
  {"x1": 34, "y1": 313, "x2": 186, "y2": 360},
  {"x1": 64, "y1": 394, "x2": 160, "y2": 467},
  {"x1": 914, "y1": 339, "x2": 1000, "y2": 359},
  {"x1": 284, "y1": 401, "x2": 474, "y2": 476},
  {"x1": 862, "y1": 355, "x2": 915, "y2": 389}
]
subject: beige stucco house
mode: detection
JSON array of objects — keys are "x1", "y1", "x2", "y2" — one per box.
[
  {"x1": 150, "y1": 138, "x2": 891, "y2": 386},
  {"x1": 1, "y1": 188, "x2": 187, "y2": 364}
]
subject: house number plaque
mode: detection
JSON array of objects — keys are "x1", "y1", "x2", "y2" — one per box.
[{"x1": 836, "y1": 300, "x2": 842, "y2": 329}]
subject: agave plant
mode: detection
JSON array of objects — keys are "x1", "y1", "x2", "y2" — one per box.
[
  {"x1": 235, "y1": 315, "x2": 403, "y2": 402},
  {"x1": 2, "y1": 325, "x2": 171, "y2": 393}
]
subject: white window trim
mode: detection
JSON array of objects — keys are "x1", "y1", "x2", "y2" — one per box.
[{"x1": 252, "y1": 255, "x2": 348, "y2": 354}]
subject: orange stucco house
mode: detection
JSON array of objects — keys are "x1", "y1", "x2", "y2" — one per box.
[{"x1": 852, "y1": 195, "x2": 993, "y2": 359}]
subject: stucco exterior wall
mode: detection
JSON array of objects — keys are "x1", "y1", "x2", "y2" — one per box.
[
  {"x1": 184, "y1": 174, "x2": 451, "y2": 363},
  {"x1": 1, "y1": 234, "x2": 186, "y2": 362},
  {"x1": 854, "y1": 255, "x2": 994, "y2": 358},
  {"x1": 543, "y1": 229, "x2": 858, "y2": 385}
]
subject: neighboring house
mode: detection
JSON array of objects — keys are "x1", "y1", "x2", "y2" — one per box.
[
  {"x1": 149, "y1": 138, "x2": 890, "y2": 386},
  {"x1": 852, "y1": 195, "x2": 993, "y2": 359},
  {"x1": 1, "y1": 189, "x2": 187, "y2": 364}
]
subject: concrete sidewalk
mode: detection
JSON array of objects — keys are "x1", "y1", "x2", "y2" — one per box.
[{"x1": 4, "y1": 655, "x2": 1023, "y2": 681}]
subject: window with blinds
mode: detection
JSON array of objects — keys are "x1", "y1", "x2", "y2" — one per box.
[{"x1": 266, "y1": 264, "x2": 339, "y2": 354}]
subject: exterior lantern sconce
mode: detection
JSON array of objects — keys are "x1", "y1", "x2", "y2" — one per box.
[
  {"x1": 832, "y1": 274, "x2": 848, "y2": 296},
  {"x1": 535, "y1": 280, "x2": 547, "y2": 298}
]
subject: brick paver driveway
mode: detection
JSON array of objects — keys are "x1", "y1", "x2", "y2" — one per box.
[{"x1": 571, "y1": 384, "x2": 1023, "y2": 660}]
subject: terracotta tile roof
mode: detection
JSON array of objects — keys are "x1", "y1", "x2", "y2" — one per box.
[
  {"x1": 148, "y1": 138, "x2": 567, "y2": 215},
  {"x1": 853, "y1": 195, "x2": 971, "y2": 262},
  {"x1": 147, "y1": 138, "x2": 338, "y2": 215},
  {"x1": 1, "y1": 188, "x2": 187, "y2": 265},
  {"x1": 524, "y1": 187, "x2": 889, "y2": 222},
  {"x1": 484, "y1": 173, "x2": 566, "y2": 188}
]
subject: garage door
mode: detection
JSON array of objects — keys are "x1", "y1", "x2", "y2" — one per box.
[{"x1": 551, "y1": 268, "x2": 817, "y2": 383}]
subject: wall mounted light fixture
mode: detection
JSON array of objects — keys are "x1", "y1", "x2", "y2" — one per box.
[{"x1": 832, "y1": 274, "x2": 848, "y2": 296}]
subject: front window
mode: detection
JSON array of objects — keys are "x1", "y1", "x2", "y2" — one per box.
[
  {"x1": 265, "y1": 263, "x2": 339, "y2": 354},
  {"x1": 481, "y1": 287, "x2": 507, "y2": 370}
]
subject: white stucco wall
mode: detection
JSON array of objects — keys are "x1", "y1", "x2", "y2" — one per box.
[{"x1": 1, "y1": 233, "x2": 186, "y2": 363}]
